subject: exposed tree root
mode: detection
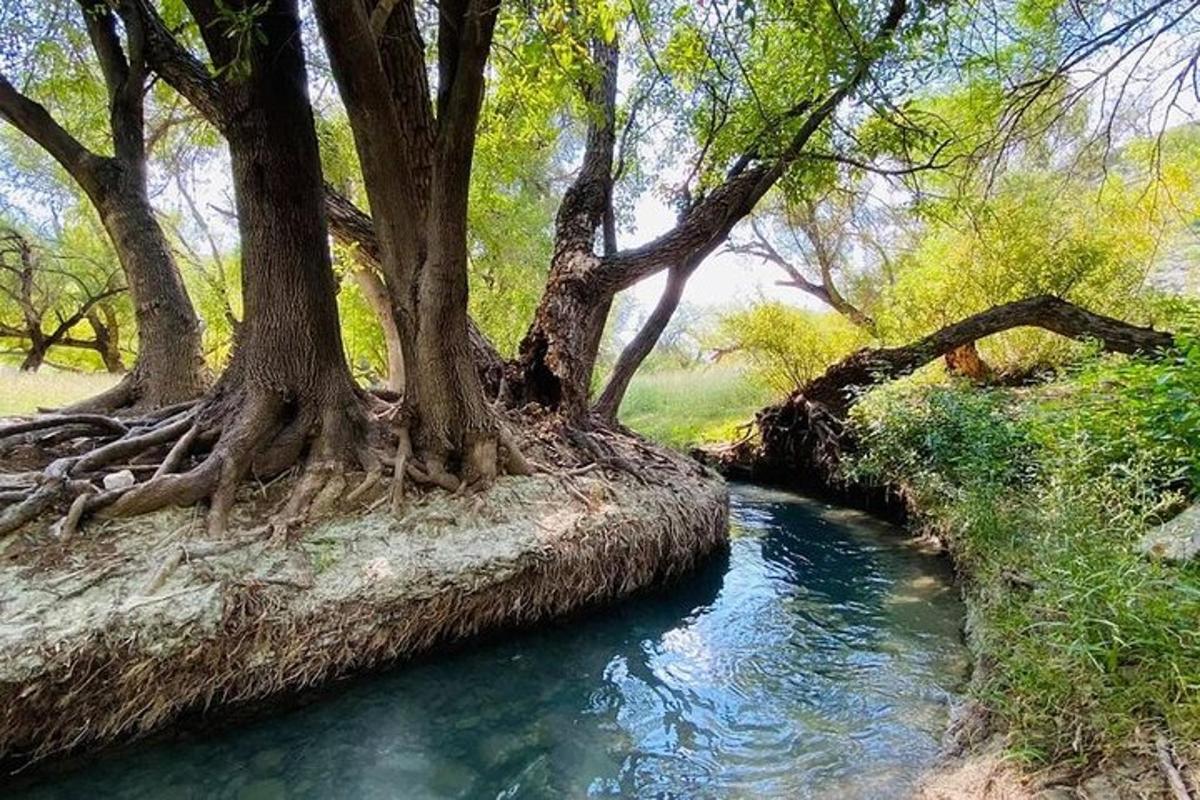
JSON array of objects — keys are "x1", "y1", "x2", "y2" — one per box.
[{"x1": 0, "y1": 385, "x2": 538, "y2": 541}]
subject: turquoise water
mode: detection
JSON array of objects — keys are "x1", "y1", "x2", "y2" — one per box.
[{"x1": 13, "y1": 484, "x2": 966, "y2": 799}]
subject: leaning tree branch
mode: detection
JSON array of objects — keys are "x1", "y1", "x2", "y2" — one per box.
[
  {"x1": 801, "y1": 295, "x2": 1175, "y2": 416},
  {"x1": 0, "y1": 73, "x2": 100, "y2": 195}
]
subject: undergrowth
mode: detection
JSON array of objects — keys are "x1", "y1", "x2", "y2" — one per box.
[{"x1": 847, "y1": 334, "x2": 1200, "y2": 766}]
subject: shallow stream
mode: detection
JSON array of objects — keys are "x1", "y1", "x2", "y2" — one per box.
[{"x1": 15, "y1": 484, "x2": 966, "y2": 799}]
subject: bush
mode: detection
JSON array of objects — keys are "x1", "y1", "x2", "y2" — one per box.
[{"x1": 715, "y1": 303, "x2": 867, "y2": 393}]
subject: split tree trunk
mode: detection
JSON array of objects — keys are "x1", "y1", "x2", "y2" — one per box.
[
  {"x1": 313, "y1": 0, "x2": 520, "y2": 486},
  {"x1": 511, "y1": 0, "x2": 909, "y2": 421}
]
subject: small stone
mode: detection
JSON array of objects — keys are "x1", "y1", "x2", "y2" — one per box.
[
  {"x1": 102, "y1": 469, "x2": 136, "y2": 491},
  {"x1": 1139, "y1": 504, "x2": 1200, "y2": 562}
]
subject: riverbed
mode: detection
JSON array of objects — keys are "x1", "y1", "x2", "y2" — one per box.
[{"x1": 12, "y1": 484, "x2": 966, "y2": 799}]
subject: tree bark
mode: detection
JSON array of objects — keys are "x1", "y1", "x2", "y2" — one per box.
[
  {"x1": 511, "y1": 38, "x2": 619, "y2": 421},
  {"x1": 732, "y1": 295, "x2": 1176, "y2": 502},
  {"x1": 799, "y1": 295, "x2": 1174, "y2": 416},
  {"x1": 512, "y1": 0, "x2": 909, "y2": 418},
  {"x1": 313, "y1": 0, "x2": 523, "y2": 486},
  {"x1": 348, "y1": 266, "x2": 404, "y2": 392},
  {"x1": 19, "y1": 344, "x2": 46, "y2": 372},
  {"x1": 106, "y1": 0, "x2": 368, "y2": 535},
  {"x1": 593, "y1": 263, "x2": 692, "y2": 422}
]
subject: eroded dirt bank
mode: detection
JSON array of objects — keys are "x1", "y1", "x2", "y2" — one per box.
[{"x1": 0, "y1": 427, "x2": 729, "y2": 772}]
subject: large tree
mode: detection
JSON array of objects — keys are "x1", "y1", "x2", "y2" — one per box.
[
  {"x1": 311, "y1": 0, "x2": 529, "y2": 488},
  {"x1": 507, "y1": 0, "x2": 914, "y2": 423},
  {"x1": 0, "y1": 0, "x2": 375, "y2": 538},
  {"x1": 0, "y1": 1, "x2": 207, "y2": 410}
]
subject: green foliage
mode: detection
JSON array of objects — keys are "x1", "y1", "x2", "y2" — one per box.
[
  {"x1": 847, "y1": 343, "x2": 1200, "y2": 762},
  {"x1": 716, "y1": 303, "x2": 868, "y2": 393}
]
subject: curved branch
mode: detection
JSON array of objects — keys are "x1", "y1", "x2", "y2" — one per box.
[{"x1": 801, "y1": 295, "x2": 1175, "y2": 415}]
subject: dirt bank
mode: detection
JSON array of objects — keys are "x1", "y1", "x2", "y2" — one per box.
[{"x1": 0, "y1": 426, "x2": 729, "y2": 772}]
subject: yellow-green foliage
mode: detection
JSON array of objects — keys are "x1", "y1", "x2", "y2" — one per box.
[
  {"x1": 618, "y1": 364, "x2": 773, "y2": 448},
  {"x1": 876, "y1": 137, "x2": 1200, "y2": 370},
  {"x1": 716, "y1": 303, "x2": 868, "y2": 393}
]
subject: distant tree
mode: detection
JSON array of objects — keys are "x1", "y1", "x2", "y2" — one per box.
[{"x1": 0, "y1": 227, "x2": 126, "y2": 372}]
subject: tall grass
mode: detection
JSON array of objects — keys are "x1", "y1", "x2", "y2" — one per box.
[
  {"x1": 617, "y1": 363, "x2": 775, "y2": 449},
  {"x1": 0, "y1": 368, "x2": 119, "y2": 416}
]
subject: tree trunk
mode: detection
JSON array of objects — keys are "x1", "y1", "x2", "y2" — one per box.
[
  {"x1": 0, "y1": 7, "x2": 207, "y2": 412},
  {"x1": 943, "y1": 341, "x2": 991, "y2": 381},
  {"x1": 216, "y1": 1, "x2": 359, "y2": 426},
  {"x1": 83, "y1": 183, "x2": 205, "y2": 404},
  {"x1": 107, "y1": 0, "x2": 367, "y2": 535},
  {"x1": 735, "y1": 296, "x2": 1177, "y2": 497},
  {"x1": 511, "y1": 39, "x2": 619, "y2": 422},
  {"x1": 593, "y1": 265, "x2": 689, "y2": 422},
  {"x1": 87, "y1": 305, "x2": 126, "y2": 373},
  {"x1": 19, "y1": 343, "x2": 46, "y2": 372},
  {"x1": 348, "y1": 266, "x2": 404, "y2": 392},
  {"x1": 800, "y1": 295, "x2": 1173, "y2": 417}
]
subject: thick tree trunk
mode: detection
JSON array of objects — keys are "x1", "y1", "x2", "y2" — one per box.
[
  {"x1": 106, "y1": 0, "x2": 366, "y2": 535},
  {"x1": 215, "y1": 6, "x2": 359, "y2": 428},
  {"x1": 593, "y1": 265, "x2": 690, "y2": 422},
  {"x1": 511, "y1": 39, "x2": 619, "y2": 422}
]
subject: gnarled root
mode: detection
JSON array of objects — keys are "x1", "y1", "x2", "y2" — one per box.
[{"x1": 0, "y1": 386, "x2": 539, "y2": 540}]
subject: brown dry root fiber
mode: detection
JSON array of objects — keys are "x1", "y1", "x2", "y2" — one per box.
[{"x1": 0, "y1": 442, "x2": 728, "y2": 770}]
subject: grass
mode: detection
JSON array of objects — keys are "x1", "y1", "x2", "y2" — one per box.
[
  {"x1": 0, "y1": 368, "x2": 119, "y2": 416},
  {"x1": 615, "y1": 363, "x2": 776, "y2": 449},
  {"x1": 848, "y1": 369, "x2": 1200, "y2": 766}
]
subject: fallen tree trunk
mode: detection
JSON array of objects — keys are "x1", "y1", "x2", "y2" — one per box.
[{"x1": 702, "y1": 296, "x2": 1175, "y2": 505}]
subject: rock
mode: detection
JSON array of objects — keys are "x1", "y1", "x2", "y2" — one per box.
[
  {"x1": 1140, "y1": 504, "x2": 1200, "y2": 562},
  {"x1": 102, "y1": 469, "x2": 136, "y2": 491}
]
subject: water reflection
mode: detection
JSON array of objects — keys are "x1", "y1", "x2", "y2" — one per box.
[{"x1": 12, "y1": 484, "x2": 965, "y2": 800}]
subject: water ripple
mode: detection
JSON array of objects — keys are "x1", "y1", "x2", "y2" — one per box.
[{"x1": 14, "y1": 483, "x2": 966, "y2": 800}]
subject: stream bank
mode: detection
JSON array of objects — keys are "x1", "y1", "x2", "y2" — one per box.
[
  {"x1": 9, "y1": 483, "x2": 967, "y2": 799},
  {"x1": 0, "y1": 425, "x2": 728, "y2": 774}
]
